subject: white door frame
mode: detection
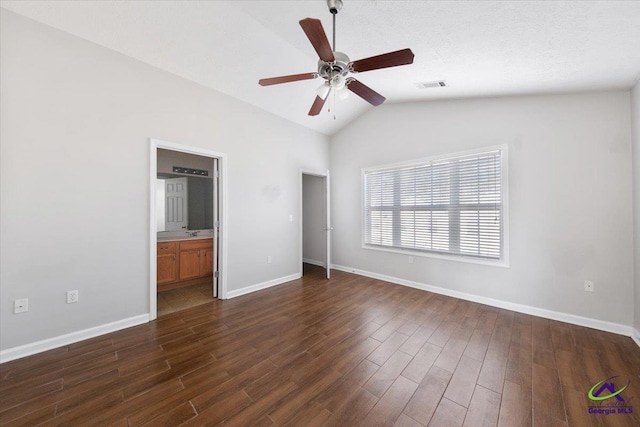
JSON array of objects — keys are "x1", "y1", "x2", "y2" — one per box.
[
  {"x1": 149, "y1": 138, "x2": 229, "y2": 320},
  {"x1": 299, "y1": 168, "x2": 331, "y2": 279}
]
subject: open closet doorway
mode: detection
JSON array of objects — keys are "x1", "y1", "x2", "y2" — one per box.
[
  {"x1": 149, "y1": 139, "x2": 228, "y2": 320},
  {"x1": 300, "y1": 170, "x2": 331, "y2": 279}
]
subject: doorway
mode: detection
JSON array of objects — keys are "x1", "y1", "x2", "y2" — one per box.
[
  {"x1": 149, "y1": 139, "x2": 228, "y2": 320},
  {"x1": 300, "y1": 169, "x2": 331, "y2": 279}
]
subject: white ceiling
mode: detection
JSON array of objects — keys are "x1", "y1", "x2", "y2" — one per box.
[{"x1": 2, "y1": 0, "x2": 640, "y2": 136}]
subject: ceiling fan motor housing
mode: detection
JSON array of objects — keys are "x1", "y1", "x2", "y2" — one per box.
[
  {"x1": 317, "y1": 51, "x2": 351, "y2": 81},
  {"x1": 327, "y1": 0, "x2": 343, "y2": 14}
]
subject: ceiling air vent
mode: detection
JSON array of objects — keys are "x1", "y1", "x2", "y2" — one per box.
[{"x1": 415, "y1": 80, "x2": 447, "y2": 89}]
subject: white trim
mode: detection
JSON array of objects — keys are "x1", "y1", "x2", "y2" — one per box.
[
  {"x1": 226, "y1": 273, "x2": 301, "y2": 299},
  {"x1": 361, "y1": 245, "x2": 509, "y2": 268},
  {"x1": 150, "y1": 144, "x2": 158, "y2": 319},
  {"x1": 362, "y1": 144, "x2": 509, "y2": 172},
  {"x1": 0, "y1": 314, "x2": 149, "y2": 364},
  {"x1": 502, "y1": 145, "x2": 511, "y2": 267},
  {"x1": 149, "y1": 138, "x2": 230, "y2": 321},
  {"x1": 331, "y1": 264, "x2": 632, "y2": 337},
  {"x1": 303, "y1": 258, "x2": 326, "y2": 267},
  {"x1": 632, "y1": 328, "x2": 640, "y2": 348},
  {"x1": 360, "y1": 144, "x2": 510, "y2": 268}
]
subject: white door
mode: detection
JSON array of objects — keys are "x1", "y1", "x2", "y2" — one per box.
[
  {"x1": 165, "y1": 178, "x2": 188, "y2": 231},
  {"x1": 324, "y1": 172, "x2": 331, "y2": 279},
  {"x1": 212, "y1": 160, "x2": 220, "y2": 297}
]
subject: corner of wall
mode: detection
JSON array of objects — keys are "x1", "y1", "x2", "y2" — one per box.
[{"x1": 633, "y1": 327, "x2": 640, "y2": 348}]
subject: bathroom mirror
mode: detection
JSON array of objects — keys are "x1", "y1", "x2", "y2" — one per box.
[{"x1": 156, "y1": 174, "x2": 214, "y2": 232}]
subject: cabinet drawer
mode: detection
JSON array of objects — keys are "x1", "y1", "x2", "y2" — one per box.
[
  {"x1": 179, "y1": 239, "x2": 213, "y2": 251},
  {"x1": 157, "y1": 242, "x2": 177, "y2": 254}
]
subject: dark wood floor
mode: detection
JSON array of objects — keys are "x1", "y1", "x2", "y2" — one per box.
[{"x1": 2, "y1": 265, "x2": 640, "y2": 426}]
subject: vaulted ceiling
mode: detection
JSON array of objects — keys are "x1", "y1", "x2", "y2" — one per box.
[{"x1": 2, "y1": 0, "x2": 640, "y2": 135}]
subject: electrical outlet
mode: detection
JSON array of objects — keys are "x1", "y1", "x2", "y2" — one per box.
[
  {"x1": 14, "y1": 298, "x2": 28, "y2": 314},
  {"x1": 584, "y1": 280, "x2": 595, "y2": 292},
  {"x1": 408, "y1": 256, "x2": 414, "y2": 264},
  {"x1": 267, "y1": 256, "x2": 272, "y2": 264},
  {"x1": 67, "y1": 290, "x2": 79, "y2": 304}
]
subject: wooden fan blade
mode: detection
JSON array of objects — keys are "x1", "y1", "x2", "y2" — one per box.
[
  {"x1": 308, "y1": 93, "x2": 330, "y2": 116},
  {"x1": 347, "y1": 79, "x2": 386, "y2": 106},
  {"x1": 259, "y1": 72, "x2": 317, "y2": 86},
  {"x1": 351, "y1": 48, "x2": 415, "y2": 73},
  {"x1": 299, "y1": 18, "x2": 335, "y2": 62}
]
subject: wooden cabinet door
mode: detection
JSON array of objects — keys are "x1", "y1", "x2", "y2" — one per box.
[
  {"x1": 200, "y1": 248, "x2": 214, "y2": 277},
  {"x1": 179, "y1": 250, "x2": 201, "y2": 280},
  {"x1": 157, "y1": 253, "x2": 177, "y2": 284}
]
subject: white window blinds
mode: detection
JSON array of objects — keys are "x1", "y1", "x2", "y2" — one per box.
[{"x1": 364, "y1": 149, "x2": 504, "y2": 260}]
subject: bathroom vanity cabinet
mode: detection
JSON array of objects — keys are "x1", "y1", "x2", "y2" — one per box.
[{"x1": 157, "y1": 238, "x2": 213, "y2": 291}]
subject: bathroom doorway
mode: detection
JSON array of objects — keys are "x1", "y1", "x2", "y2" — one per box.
[{"x1": 149, "y1": 139, "x2": 227, "y2": 320}]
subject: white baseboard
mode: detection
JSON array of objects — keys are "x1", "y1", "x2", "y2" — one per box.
[
  {"x1": 0, "y1": 314, "x2": 150, "y2": 364},
  {"x1": 303, "y1": 258, "x2": 325, "y2": 268},
  {"x1": 332, "y1": 264, "x2": 634, "y2": 338},
  {"x1": 632, "y1": 328, "x2": 640, "y2": 348},
  {"x1": 226, "y1": 273, "x2": 301, "y2": 299}
]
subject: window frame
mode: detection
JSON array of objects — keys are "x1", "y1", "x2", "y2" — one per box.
[{"x1": 361, "y1": 145, "x2": 510, "y2": 268}]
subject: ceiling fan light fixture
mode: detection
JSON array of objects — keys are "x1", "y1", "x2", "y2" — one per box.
[
  {"x1": 316, "y1": 83, "x2": 331, "y2": 99},
  {"x1": 338, "y1": 87, "x2": 350, "y2": 100},
  {"x1": 330, "y1": 73, "x2": 346, "y2": 90}
]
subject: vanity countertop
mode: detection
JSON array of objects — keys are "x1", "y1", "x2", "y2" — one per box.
[{"x1": 157, "y1": 235, "x2": 213, "y2": 243}]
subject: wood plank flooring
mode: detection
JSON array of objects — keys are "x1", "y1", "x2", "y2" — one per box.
[{"x1": 2, "y1": 264, "x2": 640, "y2": 426}]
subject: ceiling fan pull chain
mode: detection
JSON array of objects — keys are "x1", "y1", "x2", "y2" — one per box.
[{"x1": 333, "y1": 89, "x2": 337, "y2": 120}]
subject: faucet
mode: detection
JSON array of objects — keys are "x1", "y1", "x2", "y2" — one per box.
[{"x1": 186, "y1": 230, "x2": 200, "y2": 237}]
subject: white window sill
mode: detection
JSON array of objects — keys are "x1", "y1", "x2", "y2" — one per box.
[{"x1": 362, "y1": 244, "x2": 510, "y2": 268}]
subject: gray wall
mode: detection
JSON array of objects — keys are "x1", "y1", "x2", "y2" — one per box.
[
  {"x1": 331, "y1": 92, "x2": 634, "y2": 326},
  {"x1": 633, "y1": 81, "x2": 640, "y2": 332},
  {"x1": 302, "y1": 175, "x2": 325, "y2": 266},
  {"x1": 0, "y1": 11, "x2": 329, "y2": 351}
]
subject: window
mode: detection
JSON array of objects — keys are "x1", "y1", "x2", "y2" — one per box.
[{"x1": 363, "y1": 146, "x2": 508, "y2": 265}]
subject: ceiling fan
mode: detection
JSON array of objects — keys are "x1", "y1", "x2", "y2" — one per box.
[{"x1": 258, "y1": 0, "x2": 415, "y2": 116}]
